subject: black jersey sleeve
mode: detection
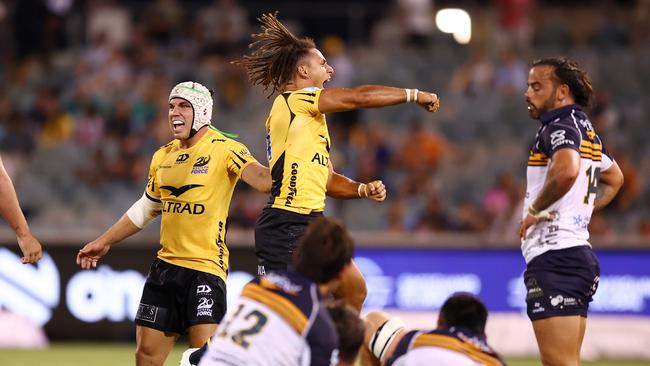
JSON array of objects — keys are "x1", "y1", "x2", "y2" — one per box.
[{"x1": 305, "y1": 306, "x2": 338, "y2": 366}]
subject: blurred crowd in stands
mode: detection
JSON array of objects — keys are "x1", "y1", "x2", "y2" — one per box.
[{"x1": 0, "y1": 0, "x2": 649, "y2": 242}]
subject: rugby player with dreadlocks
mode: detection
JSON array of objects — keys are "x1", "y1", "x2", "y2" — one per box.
[{"x1": 236, "y1": 13, "x2": 441, "y2": 311}]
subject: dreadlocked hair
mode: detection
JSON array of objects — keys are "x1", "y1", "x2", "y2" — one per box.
[
  {"x1": 532, "y1": 56, "x2": 594, "y2": 108},
  {"x1": 233, "y1": 12, "x2": 315, "y2": 96}
]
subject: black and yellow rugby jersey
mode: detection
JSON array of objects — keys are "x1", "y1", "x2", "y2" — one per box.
[
  {"x1": 145, "y1": 127, "x2": 257, "y2": 281},
  {"x1": 265, "y1": 87, "x2": 330, "y2": 214}
]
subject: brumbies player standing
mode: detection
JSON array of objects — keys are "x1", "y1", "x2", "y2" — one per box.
[{"x1": 519, "y1": 57, "x2": 623, "y2": 366}]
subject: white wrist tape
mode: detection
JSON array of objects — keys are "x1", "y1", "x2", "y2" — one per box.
[
  {"x1": 358, "y1": 183, "x2": 367, "y2": 198},
  {"x1": 405, "y1": 89, "x2": 419, "y2": 103},
  {"x1": 527, "y1": 205, "x2": 552, "y2": 220},
  {"x1": 369, "y1": 317, "x2": 404, "y2": 361},
  {"x1": 126, "y1": 193, "x2": 162, "y2": 228}
]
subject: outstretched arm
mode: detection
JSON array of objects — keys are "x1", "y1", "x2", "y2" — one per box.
[
  {"x1": 241, "y1": 162, "x2": 272, "y2": 193},
  {"x1": 594, "y1": 160, "x2": 624, "y2": 211},
  {"x1": 318, "y1": 85, "x2": 440, "y2": 114},
  {"x1": 326, "y1": 162, "x2": 386, "y2": 201},
  {"x1": 77, "y1": 214, "x2": 142, "y2": 269},
  {"x1": 0, "y1": 155, "x2": 42, "y2": 264},
  {"x1": 77, "y1": 194, "x2": 160, "y2": 269}
]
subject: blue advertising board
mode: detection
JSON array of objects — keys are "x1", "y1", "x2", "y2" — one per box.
[{"x1": 355, "y1": 248, "x2": 650, "y2": 315}]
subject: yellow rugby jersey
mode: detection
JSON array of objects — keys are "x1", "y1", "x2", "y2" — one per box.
[
  {"x1": 265, "y1": 87, "x2": 330, "y2": 214},
  {"x1": 145, "y1": 127, "x2": 256, "y2": 280}
]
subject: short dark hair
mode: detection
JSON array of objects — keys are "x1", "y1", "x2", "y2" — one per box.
[
  {"x1": 326, "y1": 300, "x2": 364, "y2": 364},
  {"x1": 293, "y1": 217, "x2": 354, "y2": 284},
  {"x1": 532, "y1": 56, "x2": 594, "y2": 108},
  {"x1": 439, "y1": 292, "x2": 488, "y2": 335}
]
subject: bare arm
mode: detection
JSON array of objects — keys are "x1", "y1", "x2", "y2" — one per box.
[
  {"x1": 520, "y1": 148, "x2": 580, "y2": 239},
  {"x1": 326, "y1": 161, "x2": 386, "y2": 201},
  {"x1": 241, "y1": 162, "x2": 272, "y2": 193},
  {"x1": 327, "y1": 170, "x2": 363, "y2": 199},
  {"x1": 532, "y1": 148, "x2": 581, "y2": 211},
  {"x1": 318, "y1": 85, "x2": 440, "y2": 114},
  {"x1": 0, "y1": 155, "x2": 42, "y2": 263},
  {"x1": 77, "y1": 212, "x2": 143, "y2": 269},
  {"x1": 594, "y1": 160, "x2": 624, "y2": 211}
]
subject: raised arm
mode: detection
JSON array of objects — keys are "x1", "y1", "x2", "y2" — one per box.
[
  {"x1": 594, "y1": 160, "x2": 624, "y2": 211},
  {"x1": 241, "y1": 162, "x2": 272, "y2": 193},
  {"x1": 0, "y1": 155, "x2": 42, "y2": 264},
  {"x1": 318, "y1": 85, "x2": 440, "y2": 114}
]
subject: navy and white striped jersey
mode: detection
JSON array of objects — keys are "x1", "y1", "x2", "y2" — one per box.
[
  {"x1": 386, "y1": 327, "x2": 505, "y2": 366},
  {"x1": 522, "y1": 104, "x2": 614, "y2": 263},
  {"x1": 198, "y1": 270, "x2": 338, "y2": 366}
]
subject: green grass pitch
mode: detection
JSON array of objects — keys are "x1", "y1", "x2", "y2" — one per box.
[{"x1": 0, "y1": 343, "x2": 648, "y2": 366}]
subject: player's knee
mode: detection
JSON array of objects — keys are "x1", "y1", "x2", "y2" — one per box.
[
  {"x1": 135, "y1": 342, "x2": 160, "y2": 364},
  {"x1": 540, "y1": 350, "x2": 579, "y2": 366}
]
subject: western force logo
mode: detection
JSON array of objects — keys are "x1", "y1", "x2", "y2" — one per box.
[
  {"x1": 160, "y1": 184, "x2": 203, "y2": 197},
  {"x1": 192, "y1": 156, "x2": 210, "y2": 174},
  {"x1": 194, "y1": 156, "x2": 211, "y2": 167},
  {"x1": 197, "y1": 297, "x2": 214, "y2": 317}
]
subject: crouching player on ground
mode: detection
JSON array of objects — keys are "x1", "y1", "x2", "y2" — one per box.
[
  {"x1": 362, "y1": 292, "x2": 506, "y2": 366},
  {"x1": 191, "y1": 217, "x2": 356, "y2": 366}
]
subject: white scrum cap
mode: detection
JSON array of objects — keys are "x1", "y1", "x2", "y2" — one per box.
[{"x1": 169, "y1": 81, "x2": 213, "y2": 133}]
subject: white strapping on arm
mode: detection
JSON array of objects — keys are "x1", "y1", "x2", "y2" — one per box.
[
  {"x1": 126, "y1": 193, "x2": 162, "y2": 228},
  {"x1": 368, "y1": 317, "x2": 405, "y2": 361}
]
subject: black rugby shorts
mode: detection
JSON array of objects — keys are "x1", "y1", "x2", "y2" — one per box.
[
  {"x1": 254, "y1": 207, "x2": 322, "y2": 276},
  {"x1": 135, "y1": 258, "x2": 227, "y2": 334},
  {"x1": 524, "y1": 245, "x2": 600, "y2": 321}
]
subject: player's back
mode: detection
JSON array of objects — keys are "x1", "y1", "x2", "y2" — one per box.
[
  {"x1": 387, "y1": 327, "x2": 505, "y2": 366},
  {"x1": 199, "y1": 271, "x2": 338, "y2": 366}
]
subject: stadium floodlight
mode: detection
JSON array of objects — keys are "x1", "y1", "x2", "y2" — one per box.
[{"x1": 435, "y1": 8, "x2": 472, "y2": 44}]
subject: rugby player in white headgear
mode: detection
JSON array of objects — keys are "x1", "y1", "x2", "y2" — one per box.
[{"x1": 169, "y1": 81, "x2": 214, "y2": 139}]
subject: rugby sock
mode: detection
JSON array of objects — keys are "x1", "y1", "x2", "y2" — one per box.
[{"x1": 189, "y1": 341, "x2": 209, "y2": 365}]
